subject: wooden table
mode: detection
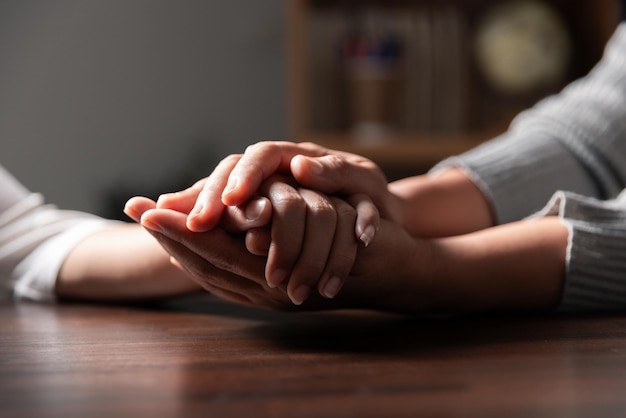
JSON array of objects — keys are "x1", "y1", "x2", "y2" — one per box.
[{"x1": 2, "y1": 294, "x2": 626, "y2": 417}]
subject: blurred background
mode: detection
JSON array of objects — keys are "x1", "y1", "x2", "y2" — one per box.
[
  {"x1": 0, "y1": 0, "x2": 285, "y2": 217},
  {"x1": 0, "y1": 0, "x2": 621, "y2": 219}
]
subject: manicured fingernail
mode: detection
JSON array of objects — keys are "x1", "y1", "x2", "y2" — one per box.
[
  {"x1": 245, "y1": 198, "x2": 267, "y2": 221},
  {"x1": 291, "y1": 285, "x2": 311, "y2": 305},
  {"x1": 359, "y1": 224, "x2": 376, "y2": 247},
  {"x1": 322, "y1": 276, "x2": 343, "y2": 299},
  {"x1": 267, "y1": 269, "x2": 288, "y2": 288}
]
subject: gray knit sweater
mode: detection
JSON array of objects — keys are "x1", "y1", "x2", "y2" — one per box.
[{"x1": 434, "y1": 23, "x2": 626, "y2": 311}]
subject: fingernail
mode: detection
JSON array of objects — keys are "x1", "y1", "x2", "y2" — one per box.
[
  {"x1": 267, "y1": 269, "x2": 288, "y2": 288},
  {"x1": 222, "y1": 175, "x2": 239, "y2": 200},
  {"x1": 322, "y1": 276, "x2": 343, "y2": 299},
  {"x1": 122, "y1": 203, "x2": 136, "y2": 221},
  {"x1": 140, "y1": 217, "x2": 162, "y2": 233},
  {"x1": 291, "y1": 285, "x2": 311, "y2": 305},
  {"x1": 245, "y1": 198, "x2": 267, "y2": 221},
  {"x1": 359, "y1": 224, "x2": 376, "y2": 247},
  {"x1": 188, "y1": 202, "x2": 204, "y2": 220}
]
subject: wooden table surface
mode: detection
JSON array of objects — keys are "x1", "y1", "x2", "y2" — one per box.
[{"x1": 2, "y1": 294, "x2": 626, "y2": 418}]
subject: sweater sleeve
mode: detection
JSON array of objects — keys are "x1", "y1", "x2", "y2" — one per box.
[
  {"x1": 0, "y1": 166, "x2": 117, "y2": 302},
  {"x1": 430, "y1": 23, "x2": 626, "y2": 312},
  {"x1": 432, "y1": 23, "x2": 626, "y2": 224},
  {"x1": 533, "y1": 190, "x2": 626, "y2": 311}
]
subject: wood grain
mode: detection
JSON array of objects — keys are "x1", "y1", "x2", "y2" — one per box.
[{"x1": 2, "y1": 295, "x2": 626, "y2": 417}]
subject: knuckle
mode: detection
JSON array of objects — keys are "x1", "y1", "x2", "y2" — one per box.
[
  {"x1": 218, "y1": 154, "x2": 242, "y2": 167},
  {"x1": 332, "y1": 198, "x2": 357, "y2": 222},
  {"x1": 307, "y1": 198, "x2": 335, "y2": 218},
  {"x1": 299, "y1": 141, "x2": 321, "y2": 153},
  {"x1": 300, "y1": 189, "x2": 336, "y2": 217},
  {"x1": 325, "y1": 154, "x2": 348, "y2": 171},
  {"x1": 246, "y1": 141, "x2": 276, "y2": 155},
  {"x1": 272, "y1": 192, "x2": 305, "y2": 212}
]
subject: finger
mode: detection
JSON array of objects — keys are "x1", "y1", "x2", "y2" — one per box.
[
  {"x1": 284, "y1": 188, "x2": 337, "y2": 306},
  {"x1": 260, "y1": 178, "x2": 307, "y2": 289},
  {"x1": 156, "y1": 178, "x2": 206, "y2": 213},
  {"x1": 140, "y1": 207, "x2": 267, "y2": 284},
  {"x1": 220, "y1": 196, "x2": 272, "y2": 233},
  {"x1": 154, "y1": 234, "x2": 263, "y2": 306},
  {"x1": 293, "y1": 154, "x2": 384, "y2": 245},
  {"x1": 186, "y1": 154, "x2": 242, "y2": 232},
  {"x1": 290, "y1": 154, "x2": 387, "y2": 199},
  {"x1": 317, "y1": 197, "x2": 359, "y2": 299},
  {"x1": 221, "y1": 141, "x2": 328, "y2": 207},
  {"x1": 245, "y1": 226, "x2": 271, "y2": 256},
  {"x1": 160, "y1": 235, "x2": 293, "y2": 311},
  {"x1": 123, "y1": 196, "x2": 157, "y2": 223},
  {"x1": 347, "y1": 193, "x2": 380, "y2": 247}
]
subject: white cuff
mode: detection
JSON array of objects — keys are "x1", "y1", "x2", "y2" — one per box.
[{"x1": 13, "y1": 219, "x2": 116, "y2": 302}]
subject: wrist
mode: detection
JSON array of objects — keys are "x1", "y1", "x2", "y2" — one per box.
[
  {"x1": 428, "y1": 217, "x2": 568, "y2": 312},
  {"x1": 390, "y1": 168, "x2": 494, "y2": 237}
]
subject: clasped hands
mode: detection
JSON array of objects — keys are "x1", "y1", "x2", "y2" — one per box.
[
  {"x1": 124, "y1": 141, "x2": 429, "y2": 311},
  {"x1": 125, "y1": 141, "x2": 566, "y2": 314}
]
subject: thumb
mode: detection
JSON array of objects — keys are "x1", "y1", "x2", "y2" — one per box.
[
  {"x1": 124, "y1": 196, "x2": 157, "y2": 223},
  {"x1": 290, "y1": 154, "x2": 387, "y2": 198},
  {"x1": 156, "y1": 178, "x2": 206, "y2": 214}
]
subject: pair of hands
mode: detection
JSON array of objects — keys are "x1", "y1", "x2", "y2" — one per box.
[{"x1": 124, "y1": 142, "x2": 416, "y2": 310}]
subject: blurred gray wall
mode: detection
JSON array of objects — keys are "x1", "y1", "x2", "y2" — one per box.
[{"x1": 0, "y1": 0, "x2": 286, "y2": 215}]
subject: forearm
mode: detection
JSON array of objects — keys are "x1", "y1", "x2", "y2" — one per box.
[
  {"x1": 56, "y1": 224, "x2": 200, "y2": 301},
  {"x1": 426, "y1": 216, "x2": 568, "y2": 312},
  {"x1": 431, "y1": 24, "x2": 626, "y2": 224},
  {"x1": 389, "y1": 167, "x2": 494, "y2": 237}
]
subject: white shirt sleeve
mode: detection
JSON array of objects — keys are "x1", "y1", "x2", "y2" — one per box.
[{"x1": 0, "y1": 165, "x2": 118, "y2": 302}]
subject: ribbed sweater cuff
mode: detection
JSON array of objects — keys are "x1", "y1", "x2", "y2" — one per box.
[
  {"x1": 534, "y1": 191, "x2": 626, "y2": 312},
  {"x1": 431, "y1": 131, "x2": 598, "y2": 224}
]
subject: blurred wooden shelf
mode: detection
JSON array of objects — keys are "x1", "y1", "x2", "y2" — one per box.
[{"x1": 286, "y1": 0, "x2": 621, "y2": 176}]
